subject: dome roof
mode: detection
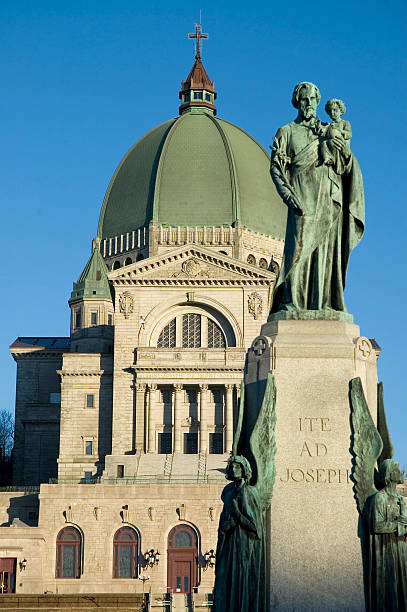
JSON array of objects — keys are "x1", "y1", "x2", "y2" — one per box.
[{"x1": 98, "y1": 109, "x2": 287, "y2": 240}]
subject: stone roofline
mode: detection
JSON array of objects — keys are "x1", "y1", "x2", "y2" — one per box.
[{"x1": 100, "y1": 221, "x2": 285, "y2": 272}]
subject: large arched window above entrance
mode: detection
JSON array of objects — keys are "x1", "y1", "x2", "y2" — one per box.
[
  {"x1": 55, "y1": 526, "x2": 82, "y2": 578},
  {"x1": 113, "y1": 527, "x2": 139, "y2": 578},
  {"x1": 157, "y1": 314, "x2": 227, "y2": 349},
  {"x1": 168, "y1": 524, "x2": 198, "y2": 548}
]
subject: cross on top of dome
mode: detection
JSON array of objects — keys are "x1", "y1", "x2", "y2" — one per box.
[
  {"x1": 179, "y1": 23, "x2": 217, "y2": 115},
  {"x1": 188, "y1": 24, "x2": 208, "y2": 61}
]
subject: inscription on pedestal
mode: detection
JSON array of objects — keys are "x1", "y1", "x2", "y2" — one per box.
[{"x1": 279, "y1": 415, "x2": 351, "y2": 484}]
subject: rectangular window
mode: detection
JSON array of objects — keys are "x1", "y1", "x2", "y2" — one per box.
[
  {"x1": 84, "y1": 471, "x2": 93, "y2": 483},
  {"x1": 184, "y1": 433, "x2": 198, "y2": 454},
  {"x1": 212, "y1": 389, "x2": 222, "y2": 404},
  {"x1": 108, "y1": 314, "x2": 113, "y2": 326},
  {"x1": 91, "y1": 312, "x2": 98, "y2": 325},
  {"x1": 117, "y1": 465, "x2": 124, "y2": 478},
  {"x1": 50, "y1": 392, "x2": 61, "y2": 404},
  {"x1": 184, "y1": 93, "x2": 190, "y2": 102},
  {"x1": 205, "y1": 93, "x2": 211, "y2": 101},
  {"x1": 186, "y1": 388, "x2": 197, "y2": 404},
  {"x1": 161, "y1": 388, "x2": 172, "y2": 404},
  {"x1": 86, "y1": 394, "x2": 94, "y2": 408},
  {"x1": 158, "y1": 432, "x2": 172, "y2": 454},
  {"x1": 209, "y1": 432, "x2": 223, "y2": 454},
  {"x1": 194, "y1": 91, "x2": 203, "y2": 100},
  {"x1": 75, "y1": 310, "x2": 81, "y2": 329},
  {"x1": 85, "y1": 441, "x2": 93, "y2": 455}
]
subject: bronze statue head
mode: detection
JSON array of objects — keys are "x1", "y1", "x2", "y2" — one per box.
[{"x1": 226, "y1": 455, "x2": 252, "y2": 484}]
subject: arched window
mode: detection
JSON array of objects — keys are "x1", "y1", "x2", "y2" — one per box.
[
  {"x1": 113, "y1": 260, "x2": 121, "y2": 270},
  {"x1": 157, "y1": 318, "x2": 176, "y2": 348},
  {"x1": 56, "y1": 527, "x2": 82, "y2": 578},
  {"x1": 207, "y1": 319, "x2": 226, "y2": 348},
  {"x1": 168, "y1": 524, "x2": 198, "y2": 548},
  {"x1": 247, "y1": 254, "x2": 256, "y2": 265},
  {"x1": 156, "y1": 313, "x2": 229, "y2": 348},
  {"x1": 259, "y1": 257, "x2": 268, "y2": 269},
  {"x1": 124, "y1": 257, "x2": 132, "y2": 266},
  {"x1": 113, "y1": 527, "x2": 139, "y2": 578}
]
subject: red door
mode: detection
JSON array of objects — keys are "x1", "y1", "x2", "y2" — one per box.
[
  {"x1": 0, "y1": 558, "x2": 16, "y2": 593},
  {"x1": 167, "y1": 525, "x2": 198, "y2": 594},
  {"x1": 168, "y1": 552, "x2": 194, "y2": 593}
]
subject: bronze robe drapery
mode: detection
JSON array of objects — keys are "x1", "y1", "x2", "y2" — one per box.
[
  {"x1": 270, "y1": 121, "x2": 364, "y2": 314},
  {"x1": 213, "y1": 481, "x2": 265, "y2": 612}
]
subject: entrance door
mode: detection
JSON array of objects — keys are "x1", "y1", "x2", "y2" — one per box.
[
  {"x1": 0, "y1": 558, "x2": 16, "y2": 593},
  {"x1": 174, "y1": 559, "x2": 192, "y2": 593},
  {"x1": 167, "y1": 524, "x2": 198, "y2": 594}
]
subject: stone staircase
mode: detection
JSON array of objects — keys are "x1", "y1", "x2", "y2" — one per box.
[{"x1": 0, "y1": 593, "x2": 145, "y2": 611}]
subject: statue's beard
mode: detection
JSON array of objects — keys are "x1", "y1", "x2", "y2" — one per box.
[{"x1": 301, "y1": 107, "x2": 316, "y2": 120}]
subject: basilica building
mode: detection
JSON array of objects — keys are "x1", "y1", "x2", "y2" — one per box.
[{"x1": 0, "y1": 32, "x2": 286, "y2": 600}]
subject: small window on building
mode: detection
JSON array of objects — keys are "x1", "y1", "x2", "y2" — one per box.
[
  {"x1": 117, "y1": 465, "x2": 124, "y2": 478},
  {"x1": 161, "y1": 388, "x2": 172, "y2": 404},
  {"x1": 85, "y1": 440, "x2": 93, "y2": 455},
  {"x1": 86, "y1": 394, "x2": 94, "y2": 408},
  {"x1": 157, "y1": 318, "x2": 176, "y2": 348},
  {"x1": 209, "y1": 432, "x2": 223, "y2": 454},
  {"x1": 113, "y1": 260, "x2": 121, "y2": 270},
  {"x1": 75, "y1": 310, "x2": 82, "y2": 329},
  {"x1": 136, "y1": 253, "x2": 144, "y2": 261},
  {"x1": 84, "y1": 471, "x2": 93, "y2": 483},
  {"x1": 194, "y1": 91, "x2": 203, "y2": 100},
  {"x1": 184, "y1": 93, "x2": 190, "y2": 102},
  {"x1": 125, "y1": 257, "x2": 132, "y2": 266},
  {"x1": 113, "y1": 527, "x2": 139, "y2": 578},
  {"x1": 205, "y1": 93, "x2": 211, "y2": 101},
  {"x1": 247, "y1": 254, "x2": 256, "y2": 265},
  {"x1": 259, "y1": 257, "x2": 268, "y2": 269},
  {"x1": 96, "y1": 270, "x2": 102, "y2": 280},
  {"x1": 91, "y1": 312, "x2": 98, "y2": 326},
  {"x1": 50, "y1": 392, "x2": 61, "y2": 404},
  {"x1": 184, "y1": 433, "x2": 198, "y2": 454},
  {"x1": 158, "y1": 432, "x2": 172, "y2": 454},
  {"x1": 108, "y1": 314, "x2": 113, "y2": 326}
]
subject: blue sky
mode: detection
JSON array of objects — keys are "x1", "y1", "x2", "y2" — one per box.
[{"x1": 1, "y1": 1, "x2": 406, "y2": 465}]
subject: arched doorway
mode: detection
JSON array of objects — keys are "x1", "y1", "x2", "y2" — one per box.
[{"x1": 167, "y1": 524, "x2": 198, "y2": 594}]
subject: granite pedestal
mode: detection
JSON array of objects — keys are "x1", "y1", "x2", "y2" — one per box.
[{"x1": 255, "y1": 320, "x2": 378, "y2": 611}]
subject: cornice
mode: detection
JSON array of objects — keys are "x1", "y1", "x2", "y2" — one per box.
[
  {"x1": 132, "y1": 365, "x2": 243, "y2": 372},
  {"x1": 114, "y1": 278, "x2": 271, "y2": 287},
  {"x1": 57, "y1": 370, "x2": 112, "y2": 378}
]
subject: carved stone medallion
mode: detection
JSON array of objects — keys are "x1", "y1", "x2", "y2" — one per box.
[
  {"x1": 248, "y1": 291, "x2": 263, "y2": 320},
  {"x1": 356, "y1": 337, "x2": 372, "y2": 359},
  {"x1": 119, "y1": 291, "x2": 134, "y2": 319},
  {"x1": 182, "y1": 257, "x2": 201, "y2": 277}
]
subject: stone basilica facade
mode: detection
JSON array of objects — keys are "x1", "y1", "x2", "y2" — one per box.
[{"x1": 0, "y1": 43, "x2": 287, "y2": 598}]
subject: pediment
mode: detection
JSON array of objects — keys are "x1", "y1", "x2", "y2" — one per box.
[{"x1": 108, "y1": 244, "x2": 275, "y2": 285}]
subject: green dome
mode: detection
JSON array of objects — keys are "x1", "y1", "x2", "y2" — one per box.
[{"x1": 98, "y1": 109, "x2": 287, "y2": 240}]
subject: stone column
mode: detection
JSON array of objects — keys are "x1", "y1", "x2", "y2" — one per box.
[
  {"x1": 135, "y1": 383, "x2": 146, "y2": 452},
  {"x1": 173, "y1": 384, "x2": 183, "y2": 453},
  {"x1": 147, "y1": 384, "x2": 158, "y2": 453},
  {"x1": 199, "y1": 384, "x2": 209, "y2": 453},
  {"x1": 225, "y1": 384, "x2": 234, "y2": 453}
]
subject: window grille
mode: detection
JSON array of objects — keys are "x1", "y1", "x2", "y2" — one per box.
[
  {"x1": 157, "y1": 318, "x2": 176, "y2": 348},
  {"x1": 184, "y1": 433, "x2": 198, "y2": 454},
  {"x1": 158, "y1": 432, "x2": 172, "y2": 454},
  {"x1": 182, "y1": 314, "x2": 201, "y2": 348},
  {"x1": 208, "y1": 319, "x2": 226, "y2": 348},
  {"x1": 209, "y1": 432, "x2": 223, "y2": 454}
]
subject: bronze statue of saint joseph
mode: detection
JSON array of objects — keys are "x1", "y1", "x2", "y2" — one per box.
[{"x1": 270, "y1": 82, "x2": 365, "y2": 317}]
